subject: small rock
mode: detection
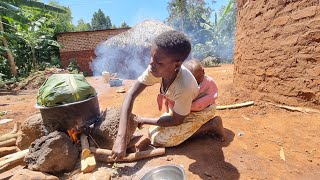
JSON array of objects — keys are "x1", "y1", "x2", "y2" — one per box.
[
  {"x1": 238, "y1": 132, "x2": 245, "y2": 137},
  {"x1": 308, "y1": 159, "x2": 313, "y2": 162},
  {"x1": 116, "y1": 87, "x2": 126, "y2": 93},
  {"x1": 74, "y1": 168, "x2": 112, "y2": 180}
]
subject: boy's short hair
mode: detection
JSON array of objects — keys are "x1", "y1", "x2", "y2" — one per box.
[
  {"x1": 154, "y1": 30, "x2": 191, "y2": 62},
  {"x1": 184, "y1": 59, "x2": 203, "y2": 72}
]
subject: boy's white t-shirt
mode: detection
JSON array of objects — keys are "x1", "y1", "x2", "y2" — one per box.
[{"x1": 138, "y1": 65, "x2": 199, "y2": 116}]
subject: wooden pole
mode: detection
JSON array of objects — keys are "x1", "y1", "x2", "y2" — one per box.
[
  {"x1": 0, "y1": 138, "x2": 16, "y2": 148},
  {"x1": 0, "y1": 17, "x2": 17, "y2": 77},
  {"x1": 91, "y1": 147, "x2": 166, "y2": 163},
  {"x1": 216, "y1": 101, "x2": 254, "y2": 110},
  {"x1": 0, "y1": 123, "x2": 20, "y2": 142},
  {"x1": 0, "y1": 147, "x2": 18, "y2": 157},
  {"x1": 0, "y1": 149, "x2": 28, "y2": 173}
]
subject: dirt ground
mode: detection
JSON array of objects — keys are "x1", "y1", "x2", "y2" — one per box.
[{"x1": 1, "y1": 64, "x2": 320, "y2": 179}]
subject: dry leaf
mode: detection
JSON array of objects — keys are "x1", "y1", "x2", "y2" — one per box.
[{"x1": 280, "y1": 147, "x2": 286, "y2": 161}]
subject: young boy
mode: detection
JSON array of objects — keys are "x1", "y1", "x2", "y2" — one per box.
[
  {"x1": 184, "y1": 59, "x2": 218, "y2": 111},
  {"x1": 111, "y1": 30, "x2": 225, "y2": 160}
]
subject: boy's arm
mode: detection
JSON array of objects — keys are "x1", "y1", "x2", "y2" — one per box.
[
  {"x1": 191, "y1": 94, "x2": 215, "y2": 111},
  {"x1": 137, "y1": 111, "x2": 186, "y2": 127},
  {"x1": 111, "y1": 81, "x2": 147, "y2": 160}
]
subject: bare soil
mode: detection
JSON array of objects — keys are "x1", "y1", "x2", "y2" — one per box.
[{"x1": 1, "y1": 64, "x2": 320, "y2": 179}]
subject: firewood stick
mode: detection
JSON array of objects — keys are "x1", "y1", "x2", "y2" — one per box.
[
  {"x1": 89, "y1": 147, "x2": 112, "y2": 156},
  {"x1": 0, "y1": 147, "x2": 18, "y2": 157},
  {"x1": 91, "y1": 147, "x2": 166, "y2": 162},
  {"x1": 266, "y1": 102, "x2": 320, "y2": 114},
  {"x1": 80, "y1": 134, "x2": 90, "y2": 157},
  {"x1": 80, "y1": 134, "x2": 96, "y2": 173},
  {"x1": 10, "y1": 122, "x2": 20, "y2": 134},
  {"x1": 0, "y1": 149, "x2": 28, "y2": 173},
  {"x1": 0, "y1": 123, "x2": 20, "y2": 142},
  {"x1": 0, "y1": 149, "x2": 28, "y2": 162},
  {"x1": 0, "y1": 133, "x2": 17, "y2": 142},
  {"x1": 0, "y1": 138, "x2": 16, "y2": 148},
  {"x1": 216, "y1": 101, "x2": 254, "y2": 110}
]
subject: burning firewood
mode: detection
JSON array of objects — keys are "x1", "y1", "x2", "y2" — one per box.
[
  {"x1": 90, "y1": 147, "x2": 165, "y2": 163},
  {"x1": 80, "y1": 134, "x2": 96, "y2": 173}
]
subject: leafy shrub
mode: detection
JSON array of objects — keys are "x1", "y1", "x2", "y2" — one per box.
[{"x1": 67, "y1": 58, "x2": 81, "y2": 74}]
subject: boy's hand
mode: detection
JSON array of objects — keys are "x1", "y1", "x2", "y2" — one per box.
[{"x1": 111, "y1": 137, "x2": 126, "y2": 160}]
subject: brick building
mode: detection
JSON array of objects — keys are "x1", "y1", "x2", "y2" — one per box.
[
  {"x1": 234, "y1": 0, "x2": 320, "y2": 109},
  {"x1": 56, "y1": 28, "x2": 129, "y2": 75}
]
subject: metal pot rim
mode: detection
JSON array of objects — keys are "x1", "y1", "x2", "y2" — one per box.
[
  {"x1": 140, "y1": 164, "x2": 186, "y2": 180},
  {"x1": 35, "y1": 94, "x2": 99, "y2": 109}
]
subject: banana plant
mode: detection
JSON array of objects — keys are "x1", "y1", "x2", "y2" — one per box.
[
  {"x1": 0, "y1": 0, "x2": 65, "y2": 77},
  {"x1": 194, "y1": 0, "x2": 234, "y2": 59}
]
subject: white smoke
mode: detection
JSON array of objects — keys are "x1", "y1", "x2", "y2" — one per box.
[{"x1": 90, "y1": 20, "x2": 174, "y2": 79}]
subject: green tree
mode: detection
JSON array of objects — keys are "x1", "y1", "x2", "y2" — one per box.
[
  {"x1": 105, "y1": 16, "x2": 112, "y2": 29},
  {"x1": 91, "y1": 9, "x2": 108, "y2": 30},
  {"x1": 76, "y1": 19, "x2": 92, "y2": 31},
  {"x1": 120, "y1": 22, "x2": 130, "y2": 28},
  {"x1": 111, "y1": 24, "x2": 117, "y2": 29},
  {"x1": 166, "y1": 0, "x2": 211, "y2": 45},
  {"x1": 0, "y1": 0, "x2": 65, "y2": 77},
  {"x1": 194, "y1": 0, "x2": 236, "y2": 60},
  {"x1": 0, "y1": 0, "x2": 65, "y2": 76},
  {"x1": 48, "y1": 0, "x2": 75, "y2": 33}
]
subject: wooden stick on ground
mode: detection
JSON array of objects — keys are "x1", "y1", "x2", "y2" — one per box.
[
  {"x1": 0, "y1": 123, "x2": 20, "y2": 142},
  {"x1": 0, "y1": 147, "x2": 19, "y2": 157},
  {"x1": 216, "y1": 101, "x2": 254, "y2": 110},
  {"x1": 267, "y1": 102, "x2": 320, "y2": 114},
  {"x1": 10, "y1": 122, "x2": 20, "y2": 134},
  {"x1": 0, "y1": 138, "x2": 16, "y2": 148},
  {"x1": 0, "y1": 149, "x2": 28, "y2": 173},
  {"x1": 80, "y1": 134, "x2": 96, "y2": 173},
  {"x1": 90, "y1": 147, "x2": 166, "y2": 163}
]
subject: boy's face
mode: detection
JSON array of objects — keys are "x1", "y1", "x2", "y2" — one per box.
[
  {"x1": 193, "y1": 68, "x2": 205, "y2": 85},
  {"x1": 149, "y1": 45, "x2": 181, "y2": 78}
]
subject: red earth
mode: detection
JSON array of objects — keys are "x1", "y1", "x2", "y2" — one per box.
[{"x1": 1, "y1": 64, "x2": 319, "y2": 179}]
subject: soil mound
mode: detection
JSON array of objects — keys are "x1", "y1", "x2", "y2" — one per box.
[
  {"x1": 16, "y1": 67, "x2": 68, "y2": 90},
  {"x1": 25, "y1": 131, "x2": 79, "y2": 174},
  {"x1": 91, "y1": 107, "x2": 138, "y2": 149}
]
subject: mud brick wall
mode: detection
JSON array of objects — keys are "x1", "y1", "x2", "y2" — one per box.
[
  {"x1": 56, "y1": 28, "x2": 129, "y2": 75},
  {"x1": 234, "y1": 0, "x2": 320, "y2": 109}
]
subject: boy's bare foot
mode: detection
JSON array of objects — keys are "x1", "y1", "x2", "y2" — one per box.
[
  {"x1": 209, "y1": 116, "x2": 225, "y2": 142},
  {"x1": 191, "y1": 116, "x2": 226, "y2": 141}
]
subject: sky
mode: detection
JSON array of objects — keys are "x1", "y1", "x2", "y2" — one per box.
[{"x1": 41, "y1": 0, "x2": 230, "y2": 27}]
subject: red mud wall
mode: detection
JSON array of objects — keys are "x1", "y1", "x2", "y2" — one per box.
[
  {"x1": 234, "y1": 0, "x2": 320, "y2": 109},
  {"x1": 56, "y1": 28, "x2": 129, "y2": 75}
]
